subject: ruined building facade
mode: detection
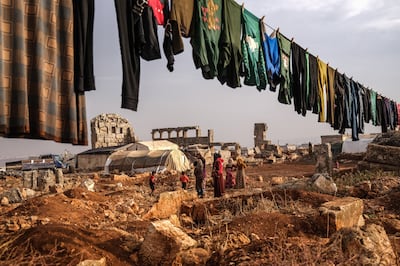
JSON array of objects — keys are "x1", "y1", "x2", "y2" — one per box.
[
  {"x1": 91, "y1": 113, "x2": 136, "y2": 149},
  {"x1": 151, "y1": 126, "x2": 214, "y2": 147},
  {"x1": 254, "y1": 123, "x2": 271, "y2": 149}
]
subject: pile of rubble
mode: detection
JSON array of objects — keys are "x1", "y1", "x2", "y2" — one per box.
[{"x1": 359, "y1": 131, "x2": 400, "y2": 172}]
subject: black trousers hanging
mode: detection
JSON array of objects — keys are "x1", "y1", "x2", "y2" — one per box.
[
  {"x1": 115, "y1": 0, "x2": 141, "y2": 111},
  {"x1": 291, "y1": 42, "x2": 307, "y2": 116},
  {"x1": 73, "y1": 0, "x2": 96, "y2": 93}
]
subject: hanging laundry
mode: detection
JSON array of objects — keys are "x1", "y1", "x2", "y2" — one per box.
[
  {"x1": 0, "y1": 0, "x2": 87, "y2": 145},
  {"x1": 241, "y1": 8, "x2": 267, "y2": 91},
  {"x1": 132, "y1": 0, "x2": 149, "y2": 15},
  {"x1": 356, "y1": 82, "x2": 364, "y2": 135},
  {"x1": 191, "y1": 0, "x2": 223, "y2": 79},
  {"x1": 342, "y1": 74, "x2": 353, "y2": 132},
  {"x1": 291, "y1": 42, "x2": 308, "y2": 116},
  {"x1": 349, "y1": 79, "x2": 361, "y2": 140},
  {"x1": 306, "y1": 53, "x2": 319, "y2": 113},
  {"x1": 169, "y1": 0, "x2": 195, "y2": 55},
  {"x1": 317, "y1": 58, "x2": 328, "y2": 122},
  {"x1": 163, "y1": 22, "x2": 175, "y2": 72},
  {"x1": 361, "y1": 86, "x2": 371, "y2": 124},
  {"x1": 148, "y1": 0, "x2": 167, "y2": 25},
  {"x1": 261, "y1": 27, "x2": 281, "y2": 91},
  {"x1": 333, "y1": 72, "x2": 346, "y2": 131},
  {"x1": 115, "y1": 0, "x2": 141, "y2": 111},
  {"x1": 115, "y1": 0, "x2": 161, "y2": 111},
  {"x1": 326, "y1": 66, "x2": 336, "y2": 126},
  {"x1": 217, "y1": 0, "x2": 242, "y2": 88},
  {"x1": 397, "y1": 103, "x2": 400, "y2": 127},
  {"x1": 369, "y1": 90, "x2": 378, "y2": 126},
  {"x1": 277, "y1": 33, "x2": 292, "y2": 104},
  {"x1": 387, "y1": 99, "x2": 396, "y2": 130},
  {"x1": 138, "y1": 6, "x2": 162, "y2": 61},
  {"x1": 73, "y1": 0, "x2": 96, "y2": 93}
]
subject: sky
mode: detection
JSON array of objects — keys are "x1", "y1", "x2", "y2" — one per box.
[{"x1": 1, "y1": 0, "x2": 400, "y2": 162}]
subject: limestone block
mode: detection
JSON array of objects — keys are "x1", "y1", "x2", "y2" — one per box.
[
  {"x1": 311, "y1": 173, "x2": 337, "y2": 195},
  {"x1": 319, "y1": 197, "x2": 363, "y2": 235},
  {"x1": 143, "y1": 190, "x2": 197, "y2": 220},
  {"x1": 314, "y1": 143, "x2": 333, "y2": 174},
  {"x1": 139, "y1": 220, "x2": 197, "y2": 266},
  {"x1": 327, "y1": 224, "x2": 396, "y2": 265},
  {"x1": 364, "y1": 143, "x2": 400, "y2": 166}
]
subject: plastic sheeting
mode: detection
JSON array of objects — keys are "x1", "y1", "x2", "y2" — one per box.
[
  {"x1": 104, "y1": 149, "x2": 191, "y2": 174},
  {"x1": 341, "y1": 138, "x2": 374, "y2": 153}
]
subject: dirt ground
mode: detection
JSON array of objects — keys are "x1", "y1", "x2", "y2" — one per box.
[{"x1": 0, "y1": 157, "x2": 399, "y2": 265}]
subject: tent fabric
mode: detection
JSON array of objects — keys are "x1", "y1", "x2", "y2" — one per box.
[
  {"x1": 127, "y1": 140, "x2": 179, "y2": 151},
  {"x1": 341, "y1": 138, "x2": 374, "y2": 153},
  {"x1": 105, "y1": 149, "x2": 190, "y2": 174}
]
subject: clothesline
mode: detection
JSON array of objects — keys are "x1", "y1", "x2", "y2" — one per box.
[{"x1": 259, "y1": 16, "x2": 397, "y2": 103}]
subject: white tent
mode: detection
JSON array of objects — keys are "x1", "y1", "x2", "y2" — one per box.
[{"x1": 104, "y1": 148, "x2": 191, "y2": 174}]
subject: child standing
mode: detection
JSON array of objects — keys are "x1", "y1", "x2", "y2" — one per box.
[
  {"x1": 180, "y1": 171, "x2": 189, "y2": 190},
  {"x1": 149, "y1": 171, "x2": 156, "y2": 195}
]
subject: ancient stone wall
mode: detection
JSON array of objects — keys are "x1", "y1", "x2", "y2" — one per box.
[
  {"x1": 91, "y1": 113, "x2": 136, "y2": 149},
  {"x1": 151, "y1": 126, "x2": 213, "y2": 147},
  {"x1": 254, "y1": 123, "x2": 271, "y2": 149}
]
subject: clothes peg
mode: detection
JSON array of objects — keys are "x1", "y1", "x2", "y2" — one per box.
[
  {"x1": 290, "y1": 37, "x2": 294, "y2": 43},
  {"x1": 261, "y1": 16, "x2": 265, "y2": 22}
]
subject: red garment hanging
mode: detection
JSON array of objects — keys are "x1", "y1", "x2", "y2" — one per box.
[{"x1": 148, "y1": 0, "x2": 165, "y2": 25}]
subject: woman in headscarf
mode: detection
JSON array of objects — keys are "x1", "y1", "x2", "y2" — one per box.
[{"x1": 235, "y1": 157, "x2": 246, "y2": 189}]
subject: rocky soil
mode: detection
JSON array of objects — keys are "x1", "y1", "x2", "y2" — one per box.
[{"x1": 0, "y1": 157, "x2": 399, "y2": 265}]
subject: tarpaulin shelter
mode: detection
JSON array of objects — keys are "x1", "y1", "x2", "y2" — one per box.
[{"x1": 104, "y1": 148, "x2": 191, "y2": 174}]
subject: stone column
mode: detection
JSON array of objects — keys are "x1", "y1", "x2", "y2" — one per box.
[{"x1": 314, "y1": 143, "x2": 333, "y2": 174}]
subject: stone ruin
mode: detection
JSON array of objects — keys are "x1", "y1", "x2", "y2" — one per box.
[
  {"x1": 151, "y1": 126, "x2": 214, "y2": 147},
  {"x1": 359, "y1": 131, "x2": 400, "y2": 172},
  {"x1": 91, "y1": 113, "x2": 137, "y2": 149}
]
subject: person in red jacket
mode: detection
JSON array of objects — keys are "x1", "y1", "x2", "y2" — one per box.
[
  {"x1": 212, "y1": 152, "x2": 225, "y2": 197},
  {"x1": 180, "y1": 171, "x2": 189, "y2": 190}
]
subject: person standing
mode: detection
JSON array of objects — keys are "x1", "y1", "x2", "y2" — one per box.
[
  {"x1": 180, "y1": 171, "x2": 189, "y2": 190},
  {"x1": 212, "y1": 153, "x2": 224, "y2": 197},
  {"x1": 235, "y1": 157, "x2": 246, "y2": 189},
  {"x1": 193, "y1": 159, "x2": 204, "y2": 198},
  {"x1": 149, "y1": 171, "x2": 156, "y2": 196},
  {"x1": 225, "y1": 158, "x2": 236, "y2": 189}
]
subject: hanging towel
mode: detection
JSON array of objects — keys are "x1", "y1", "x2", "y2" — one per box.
[{"x1": 241, "y1": 8, "x2": 267, "y2": 91}]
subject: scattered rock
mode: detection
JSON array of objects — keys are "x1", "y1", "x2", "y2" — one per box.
[
  {"x1": 1, "y1": 197, "x2": 9, "y2": 206},
  {"x1": 76, "y1": 257, "x2": 106, "y2": 266},
  {"x1": 80, "y1": 178, "x2": 95, "y2": 192},
  {"x1": 139, "y1": 219, "x2": 198, "y2": 266},
  {"x1": 311, "y1": 173, "x2": 337, "y2": 195},
  {"x1": 143, "y1": 190, "x2": 197, "y2": 220},
  {"x1": 326, "y1": 224, "x2": 396, "y2": 265},
  {"x1": 271, "y1": 176, "x2": 285, "y2": 186}
]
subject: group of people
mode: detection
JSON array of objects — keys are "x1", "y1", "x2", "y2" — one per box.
[
  {"x1": 148, "y1": 152, "x2": 246, "y2": 198},
  {"x1": 211, "y1": 153, "x2": 247, "y2": 198}
]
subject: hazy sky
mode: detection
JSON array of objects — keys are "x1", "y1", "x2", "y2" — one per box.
[{"x1": 1, "y1": 0, "x2": 400, "y2": 161}]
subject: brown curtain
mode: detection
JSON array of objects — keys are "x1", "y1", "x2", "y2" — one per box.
[{"x1": 0, "y1": 0, "x2": 87, "y2": 145}]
